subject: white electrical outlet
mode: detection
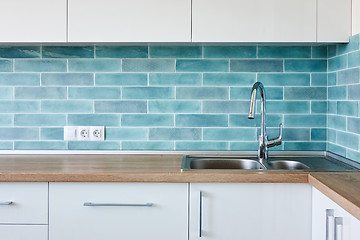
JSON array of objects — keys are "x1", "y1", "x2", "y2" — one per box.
[{"x1": 64, "y1": 126, "x2": 105, "y2": 141}]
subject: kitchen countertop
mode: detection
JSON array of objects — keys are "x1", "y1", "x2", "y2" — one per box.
[{"x1": 0, "y1": 154, "x2": 358, "y2": 220}]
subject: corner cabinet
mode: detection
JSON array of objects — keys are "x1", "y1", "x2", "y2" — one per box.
[
  {"x1": 49, "y1": 183, "x2": 188, "y2": 240},
  {"x1": 189, "y1": 183, "x2": 312, "y2": 240},
  {"x1": 68, "y1": 0, "x2": 191, "y2": 42},
  {"x1": 0, "y1": 0, "x2": 66, "y2": 42}
]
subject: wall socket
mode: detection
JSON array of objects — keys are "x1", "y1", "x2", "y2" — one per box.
[{"x1": 64, "y1": 126, "x2": 105, "y2": 141}]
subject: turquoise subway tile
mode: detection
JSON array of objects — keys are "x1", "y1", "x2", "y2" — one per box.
[
  {"x1": 337, "y1": 131, "x2": 359, "y2": 150},
  {"x1": 348, "y1": 84, "x2": 360, "y2": 100},
  {"x1": 257, "y1": 73, "x2": 310, "y2": 86},
  {"x1": 15, "y1": 87, "x2": 66, "y2": 99},
  {"x1": 122, "y1": 114, "x2": 173, "y2": 127},
  {"x1": 176, "y1": 87, "x2": 228, "y2": 99},
  {"x1": 176, "y1": 114, "x2": 228, "y2": 127},
  {"x1": 347, "y1": 117, "x2": 360, "y2": 134},
  {"x1": 15, "y1": 60, "x2": 66, "y2": 72},
  {"x1": 203, "y1": 101, "x2": 249, "y2": 113},
  {"x1": 14, "y1": 141, "x2": 66, "y2": 150},
  {"x1": 68, "y1": 59, "x2": 121, "y2": 72},
  {"x1": 68, "y1": 141, "x2": 120, "y2": 150},
  {"x1": 122, "y1": 141, "x2": 174, "y2": 151},
  {"x1": 203, "y1": 128, "x2": 256, "y2": 141},
  {"x1": 123, "y1": 87, "x2": 174, "y2": 99},
  {"x1": 68, "y1": 87, "x2": 120, "y2": 99},
  {"x1": 203, "y1": 73, "x2": 255, "y2": 86},
  {"x1": 0, "y1": 114, "x2": 12, "y2": 126},
  {"x1": 68, "y1": 114, "x2": 120, "y2": 126},
  {"x1": 230, "y1": 114, "x2": 282, "y2": 127},
  {"x1": 230, "y1": 60, "x2": 283, "y2": 72},
  {"x1": 328, "y1": 143, "x2": 346, "y2": 156},
  {"x1": 230, "y1": 142, "x2": 258, "y2": 151},
  {"x1": 203, "y1": 46, "x2": 256, "y2": 58},
  {"x1": 15, "y1": 114, "x2": 66, "y2": 126},
  {"x1": 311, "y1": 128, "x2": 327, "y2": 141},
  {"x1": 96, "y1": 46, "x2": 148, "y2": 58},
  {"x1": 95, "y1": 73, "x2": 147, "y2": 86},
  {"x1": 105, "y1": 128, "x2": 147, "y2": 140},
  {"x1": 0, "y1": 87, "x2": 13, "y2": 99},
  {"x1": 284, "y1": 142, "x2": 326, "y2": 151},
  {"x1": 266, "y1": 101, "x2": 310, "y2": 113},
  {"x1": 268, "y1": 128, "x2": 309, "y2": 141},
  {"x1": 149, "y1": 128, "x2": 201, "y2": 140},
  {"x1": 311, "y1": 73, "x2": 327, "y2": 86},
  {"x1": 284, "y1": 87, "x2": 326, "y2": 100},
  {"x1": 231, "y1": 87, "x2": 283, "y2": 100},
  {"x1": 42, "y1": 46, "x2": 94, "y2": 58},
  {"x1": 149, "y1": 73, "x2": 201, "y2": 86},
  {"x1": 327, "y1": 45, "x2": 337, "y2": 58},
  {"x1": 311, "y1": 101, "x2": 327, "y2": 114},
  {"x1": 150, "y1": 46, "x2": 201, "y2": 58},
  {"x1": 41, "y1": 100, "x2": 92, "y2": 113},
  {"x1": 337, "y1": 34, "x2": 359, "y2": 55},
  {"x1": 348, "y1": 50, "x2": 360, "y2": 68},
  {"x1": 328, "y1": 55, "x2": 347, "y2": 71},
  {"x1": 95, "y1": 101, "x2": 146, "y2": 113},
  {"x1": 0, "y1": 141, "x2": 13, "y2": 150},
  {"x1": 312, "y1": 46, "x2": 328, "y2": 58},
  {"x1": 0, "y1": 60, "x2": 12, "y2": 72},
  {"x1": 346, "y1": 149, "x2": 360, "y2": 163},
  {"x1": 176, "y1": 142, "x2": 228, "y2": 151},
  {"x1": 148, "y1": 101, "x2": 201, "y2": 113},
  {"x1": 42, "y1": 73, "x2": 94, "y2": 86},
  {"x1": 337, "y1": 101, "x2": 358, "y2": 116},
  {"x1": 328, "y1": 115, "x2": 346, "y2": 131},
  {"x1": 0, "y1": 101, "x2": 39, "y2": 113},
  {"x1": 40, "y1": 128, "x2": 64, "y2": 140},
  {"x1": 285, "y1": 60, "x2": 327, "y2": 72},
  {"x1": 258, "y1": 46, "x2": 311, "y2": 58},
  {"x1": 176, "y1": 60, "x2": 228, "y2": 72},
  {"x1": 284, "y1": 115, "x2": 326, "y2": 127},
  {"x1": 337, "y1": 68, "x2": 360, "y2": 85},
  {"x1": 328, "y1": 73, "x2": 337, "y2": 86},
  {"x1": 123, "y1": 59, "x2": 175, "y2": 72},
  {"x1": 0, "y1": 128, "x2": 38, "y2": 140},
  {"x1": 0, "y1": 47, "x2": 40, "y2": 58},
  {"x1": 328, "y1": 86, "x2": 347, "y2": 100},
  {"x1": 327, "y1": 129, "x2": 336, "y2": 143},
  {"x1": 0, "y1": 73, "x2": 40, "y2": 86}
]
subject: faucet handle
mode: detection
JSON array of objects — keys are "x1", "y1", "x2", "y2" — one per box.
[{"x1": 267, "y1": 123, "x2": 283, "y2": 148}]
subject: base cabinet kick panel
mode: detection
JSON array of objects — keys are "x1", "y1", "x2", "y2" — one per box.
[
  {"x1": 49, "y1": 183, "x2": 188, "y2": 240},
  {"x1": 189, "y1": 183, "x2": 312, "y2": 240}
]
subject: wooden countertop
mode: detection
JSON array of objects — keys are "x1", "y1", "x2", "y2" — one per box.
[{"x1": 0, "y1": 154, "x2": 358, "y2": 220}]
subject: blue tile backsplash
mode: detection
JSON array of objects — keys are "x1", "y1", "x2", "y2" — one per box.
[{"x1": 0, "y1": 38, "x2": 355, "y2": 163}]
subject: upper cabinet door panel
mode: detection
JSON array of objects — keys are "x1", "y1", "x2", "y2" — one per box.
[
  {"x1": 0, "y1": 0, "x2": 66, "y2": 42},
  {"x1": 69, "y1": 0, "x2": 191, "y2": 42},
  {"x1": 192, "y1": 0, "x2": 316, "y2": 42}
]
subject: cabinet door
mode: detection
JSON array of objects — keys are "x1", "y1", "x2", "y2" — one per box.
[
  {"x1": 69, "y1": 0, "x2": 191, "y2": 42},
  {"x1": 192, "y1": 0, "x2": 316, "y2": 42},
  {"x1": 189, "y1": 183, "x2": 311, "y2": 240},
  {"x1": 0, "y1": 0, "x2": 66, "y2": 42},
  {"x1": 49, "y1": 183, "x2": 188, "y2": 240},
  {"x1": 0, "y1": 225, "x2": 47, "y2": 240}
]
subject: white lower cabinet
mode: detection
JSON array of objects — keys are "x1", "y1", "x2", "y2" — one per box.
[
  {"x1": 312, "y1": 187, "x2": 360, "y2": 240},
  {"x1": 49, "y1": 183, "x2": 188, "y2": 240},
  {"x1": 189, "y1": 183, "x2": 312, "y2": 240},
  {"x1": 0, "y1": 225, "x2": 48, "y2": 240}
]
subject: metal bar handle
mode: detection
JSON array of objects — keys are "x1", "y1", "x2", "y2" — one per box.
[
  {"x1": 199, "y1": 191, "x2": 203, "y2": 238},
  {"x1": 326, "y1": 209, "x2": 335, "y2": 240},
  {"x1": 0, "y1": 201, "x2": 12, "y2": 205},
  {"x1": 84, "y1": 202, "x2": 153, "y2": 207},
  {"x1": 335, "y1": 217, "x2": 343, "y2": 240}
]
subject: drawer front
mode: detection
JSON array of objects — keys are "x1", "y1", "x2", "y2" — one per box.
[
  {"x1": 50, "y1": 183, "x2": 188, "y2": 240},
  {"x1": 0, "y1": 225, "x2": 47, "y2": 240},
  {"x1": 0, "y1": 183, "x2": 48, "y2": 224}
]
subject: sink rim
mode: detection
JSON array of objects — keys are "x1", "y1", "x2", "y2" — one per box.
[{"x1": 188, "y1": 158, "x2": 266, "y2": 170}]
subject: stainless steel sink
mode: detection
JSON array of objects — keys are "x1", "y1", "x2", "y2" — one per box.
[
  {"x1": 267, "y1": 160, "x2": 310, "y2": 170},
  {"x1": 190, "y1": 158, "x2": 265, "y2": 170}
]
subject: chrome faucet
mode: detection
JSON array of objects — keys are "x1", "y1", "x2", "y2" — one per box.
[{"x1": 248, "y1": 82, "x2": 283, "y2": 164}]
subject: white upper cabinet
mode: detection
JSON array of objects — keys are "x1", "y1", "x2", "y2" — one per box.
[
  {"x1": 68, "y1": 0, "x2": 191, "y2": 42},
  {"x1": 0, "y1": 0, "x2": 66, "y2": 42},
  {"x1": 192, "y1": 0, "x2": 317, "y2": 42}
]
